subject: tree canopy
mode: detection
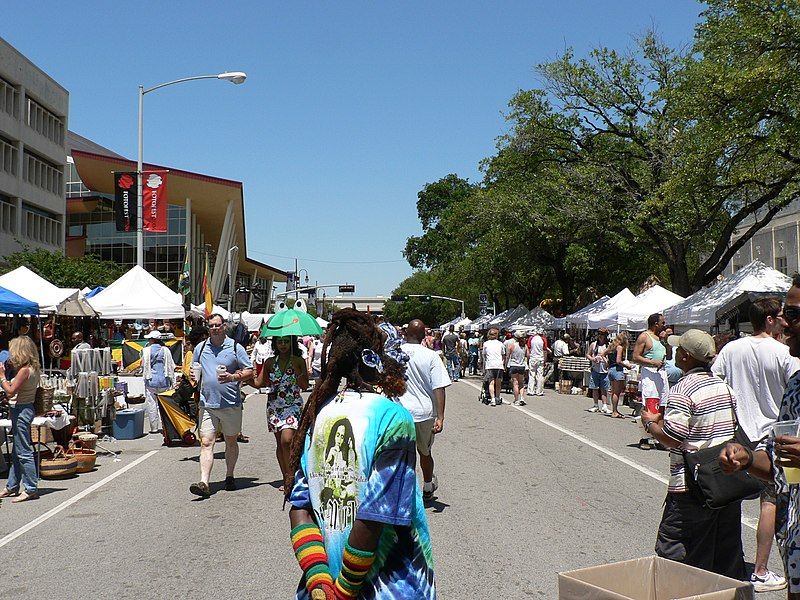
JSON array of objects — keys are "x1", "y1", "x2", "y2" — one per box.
[
  {"x1": 393, "y1": 0, "x2": 800, "y2": 315},
  {"x1": 0, "y1": 248, "x2": 128, "y2": 289}
]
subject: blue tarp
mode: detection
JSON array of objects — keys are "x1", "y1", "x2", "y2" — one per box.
[
  {"x1": 0, "y1": 286, "x2": 39, "y2": 315},
  {"x1": 85, "y1": 286, "x2": 105, "y2": 298}
]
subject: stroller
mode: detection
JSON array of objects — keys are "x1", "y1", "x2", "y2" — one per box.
[{"x1": 156, "y1": 389, "x2": 198, "y2": 447}]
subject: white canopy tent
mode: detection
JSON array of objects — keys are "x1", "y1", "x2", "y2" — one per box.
[
  {"x1": 510, "y1": 307, "x2": 556, "y2": 332},
  {"x1": 0, "y1": 266, "x2": 95, "y2": 316},
  {"x1": 436, "y1": 315, "x2": 472, "y2": 331},
  {"x1": 88, "y1": 266, "x2": 185, "y2": 320},
  {"x1": 617, "y1": 285, "x2": 685, "y2": 331},
  {"x1": 586, "y1": 289, "x2": 638, "y2": 330},
  {"x1": 567, "y1": 290, "x2": 639, "y2": 330},
  {"x1": 664, "y1": 261, "x2": 790, "y2": 328},
  {"x1": 239, "y1": 311, "x2": 271, "y2": 332},
  {"x1": 191, "y1": 302, "x2": 231, "y2": 320},
  {"x1": 467, "y1": 313, "x2": 496, "y2": 331},
  {"x1": 488, "y1": 305, "x2": 529, "y2": 330},
  {"x1": 316, "y1": 316, "x2": 328, "y2": 329}
]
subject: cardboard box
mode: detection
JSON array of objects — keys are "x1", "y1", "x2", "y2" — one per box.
[
  {"x1": 559, "y1": 379, "x2": 573, "y2": 394},
  {"x1": 558, "y1": 556, "x2": 753, "y2": 600}
]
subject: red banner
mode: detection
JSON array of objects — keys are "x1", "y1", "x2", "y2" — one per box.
[{"x1": 142, "y1": 170, "x2": 168, "y2": 232}]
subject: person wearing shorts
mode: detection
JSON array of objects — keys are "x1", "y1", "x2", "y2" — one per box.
[
  {"x1": 482, "y1": 328, "x2": 506, "y2": 406},
  {"x1": 399, "y1": 319, "x2": 451, "y2": 499},
  {"x1": 506, "y1": 331, "x2": 528, "y2": 405},
  {"x1": 586, "y1": 329, "x2": 611, "y2": 414},
  {"x1": 189, "y1": 313, "x2": 253, "y2": 499}
]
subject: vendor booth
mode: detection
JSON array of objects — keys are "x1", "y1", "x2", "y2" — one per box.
[
  {"x1": 664, "y1": 261, "x2": 790, "y2": 329},
  {"x1": 88, "y1": 265, "x2": 185, "y2": 320},
  {"x1": 573, "y1": 289, "x2": 635, "y2": 330},
  {"x1": 616, "y1": 285, "x2": 685, "y2": 331},
  {"x1": 510, "y1": 307, "x2": 556, "y2": 332},
  {"x1": 0, "y1": 266, "x2": 95, "y2": 316}
]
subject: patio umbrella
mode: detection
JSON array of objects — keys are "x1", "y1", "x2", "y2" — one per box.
[{"x1": 261, "y1": 309, "x2": 323, "y2": 337}]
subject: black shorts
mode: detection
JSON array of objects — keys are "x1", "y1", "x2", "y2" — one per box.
[
  {"x1": 484, "y1": 368, "x2": 504, "y2": 382},
  {"x1": 508, "y1": 366, "x2": 526, "y2": 376}
]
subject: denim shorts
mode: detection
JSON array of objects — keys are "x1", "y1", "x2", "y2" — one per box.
[
  {"x1": 608, "y1": 368, "x2": 625, "y2": 382},
  {"x1": 588, "y1": 370, "x2": 610, "y2": 390}
]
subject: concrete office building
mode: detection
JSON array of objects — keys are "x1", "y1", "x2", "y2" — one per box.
[
  {"x1": 725, "y1": 198, "x2": 800, "y2": 277},
  {"x1": 0, "y1": 37, "x2": 68, "y2": 255}
]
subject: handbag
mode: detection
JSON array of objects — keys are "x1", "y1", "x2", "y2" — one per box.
[{"x1": 682, "y1": 389, "x2": 765, "y2": 509}]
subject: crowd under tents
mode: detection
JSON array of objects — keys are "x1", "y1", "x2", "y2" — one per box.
[
  {"x1": 87, "y1": 265, "x2": 184, "y2": 320},
  {"x1": 664, "y1": 260, "x2": 790, "y2": 329}
]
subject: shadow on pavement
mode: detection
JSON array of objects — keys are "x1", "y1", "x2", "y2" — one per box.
[
  {"x1": 424, "y1": 497, "x2": 449, "y2": 513},
  {"x1": 179, "y1": 451, "x2": 227, "y2": 462},
  {"x1": 36, "y1": 487, "x2": 69, "y2": 497}
]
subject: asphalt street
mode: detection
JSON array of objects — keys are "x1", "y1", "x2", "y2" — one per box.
[{"x1": 0, "y1": 380, "x2": 786, "y2": 599}]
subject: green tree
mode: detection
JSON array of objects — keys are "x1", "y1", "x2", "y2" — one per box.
[{"x1": 0, "y1": 248, "x2": 128, "y2": 289}]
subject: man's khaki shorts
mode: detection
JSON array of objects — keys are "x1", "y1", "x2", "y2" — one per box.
[
  {"x1": 199, "y1": 406, "x2": 242, "y2": 438},
  {"x1": 415, "y1": 419, "x2": 436, "y2": 456}
]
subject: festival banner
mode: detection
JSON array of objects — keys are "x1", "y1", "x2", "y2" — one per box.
[
  {"x1": 113, "y1": 172, "x2": 137, "y2": 232},
  {"x1": 142, "y1": 170, "x2": 168, "y2": 232},
  {"x1": 177, "y1": 241, "x2": 191, "y2": 298}
]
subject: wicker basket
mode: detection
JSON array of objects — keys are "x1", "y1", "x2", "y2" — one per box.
[
  {"x1": 66, "y1": 446, "x2": 97, "y2": 473},
  {"x1": 40, "y1": 448, "x2": 77, "y2": 479},
  {"x1": 74, "y1": 432, "x2": 98, "y2": 450}
]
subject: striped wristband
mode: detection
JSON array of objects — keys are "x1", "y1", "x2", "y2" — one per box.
[
  {"x1": 291, "y1": 523, "x2": 334, "y2": 595},
  {"x1": 334, "y1": 542, "x2": 376, "y2": 599}
]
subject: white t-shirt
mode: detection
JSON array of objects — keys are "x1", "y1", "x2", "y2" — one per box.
[
  {"x1": 250, "y1": 340, "x2": 273, "y2": 364},
  {"x1": 529, "y1": 335, "x2": 545, "y2": 362},
  {"x1": 398, "y1": 343, "x2": 451, "y2": 422},
  {"x1": 482, "y1": 339, "x2": 506, "y2": 370},
  {"x1": 711, "y1": 336, "x2": 800, "y2": 441},
  {"x1": 553, "y1": 339, "x2": 569, "y2": 358}
]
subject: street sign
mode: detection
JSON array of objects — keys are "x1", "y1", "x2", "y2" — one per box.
[
  {"x1": 479, "y1": 292, "x2": 488, "y2": 316},
  {"x1": 338, "y1": 284, "x2": 355, "y2": 293}
]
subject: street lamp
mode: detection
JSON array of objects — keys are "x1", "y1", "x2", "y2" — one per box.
[{"x1": 136, "y1": 71, "x2": 247, "y2": 267}]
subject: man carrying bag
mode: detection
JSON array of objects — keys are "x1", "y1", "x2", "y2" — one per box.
[{"x1": 640, "y1": 329, "x2": 746, "y2": 579}]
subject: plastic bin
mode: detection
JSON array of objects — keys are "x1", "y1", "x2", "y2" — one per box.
[{"x1": 113, "y1": 408, "x2": 145, "y2": 440}]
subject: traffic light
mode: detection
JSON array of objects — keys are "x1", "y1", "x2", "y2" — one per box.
[
  {"x1": 390, "y1": 295, "x2": 407, "y2": 302},
  {"x1": 420, "y1": 295, "x2": 432, "y2": 303}
]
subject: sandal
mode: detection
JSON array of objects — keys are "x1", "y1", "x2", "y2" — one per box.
[
  {"x1": 11, "y1": 491, "x2": 38, "y2": 503},
  {"x1": 610, "y1": 412, "x2": 625, "y2": 419},
  {"x1": 0, "y1": 487, "x2": 18, "y2": 498}
]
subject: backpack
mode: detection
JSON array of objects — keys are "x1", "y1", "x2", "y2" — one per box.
[{"x1": 228, "y1": 320, "x2": 250, "y2": 347}]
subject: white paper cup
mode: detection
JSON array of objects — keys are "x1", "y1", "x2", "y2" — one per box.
[{"x1": 191, "y1": 362, "x2": 202, "y2": 381}]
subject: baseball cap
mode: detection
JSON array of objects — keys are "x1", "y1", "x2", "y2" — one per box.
[
  {"x1": 144, "y1": 330, "x2": 162, "y2": 340},
  {"x1": 667, "y1": 329, "x2": 715, "y2": 363}
]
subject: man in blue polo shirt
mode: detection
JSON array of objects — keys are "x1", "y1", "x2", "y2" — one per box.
[{"x1": 189, "y1": 313, "x2": 253, "y2": 498}]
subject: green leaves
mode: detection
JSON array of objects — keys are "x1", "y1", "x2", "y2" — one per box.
[{"x1": 0, "y1": 248, "x2": 127, "y2": 289}]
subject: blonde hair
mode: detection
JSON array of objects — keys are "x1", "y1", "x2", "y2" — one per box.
[
  {"x1": 605, "y1": 332, "x2": 630, "y2": 355},
  {"x1": 9, "y1": 336, "x2": 40, "y2": 372}
]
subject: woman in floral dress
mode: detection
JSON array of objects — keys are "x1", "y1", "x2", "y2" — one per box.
[{"x1": 254, "y1": 335, "x2": 309, "y2": 490}]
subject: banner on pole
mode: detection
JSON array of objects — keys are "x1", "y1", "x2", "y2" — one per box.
[
  {"x1": 142, "y1": 170, "x2": 168, "y2": 232},
  {"x1": 113, "y1": 172, "x2": 137, "y2": 232}
]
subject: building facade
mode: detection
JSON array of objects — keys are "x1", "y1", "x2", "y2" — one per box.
[
  {"x1": 0, "y1": 37, "x2": 68, "y2": 256},
  {"x1": 65, "y1": 134, "x2": 285, "y2": 312},
  {"x1": 726, "y1": 199, "x2": 800, "y2": 277}
]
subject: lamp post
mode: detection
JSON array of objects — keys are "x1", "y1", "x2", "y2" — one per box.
[
  {"x1": 297, "y1": 268, "x2": 309, "y2": 301},
  {"x1": 136, "y1": 71, "x2": 246, "y2": 268}
]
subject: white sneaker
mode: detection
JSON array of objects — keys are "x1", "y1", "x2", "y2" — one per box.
[
  {"x1": 600, "y1": 405, "x2": 612, "y2": 415},
  {"x1": 513, "y1": 399, "x2": 526, "y2": 406},
  {"x1": 489, "y1": 398, "x2": 498, "y2": 406},
  {"x1": 586, "y1": 406, "x2": 599, "y2": 413},
  {"x1": 750, "y1": 570, "x2": 786, "y2": 592},
  {"x1": 423, "y1": 475, "x2": 439, "y2": 500}
]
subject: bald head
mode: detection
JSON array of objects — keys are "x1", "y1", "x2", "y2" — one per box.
[{"x1": 406, "y1": 319, "x2": 426, "y2": 343}]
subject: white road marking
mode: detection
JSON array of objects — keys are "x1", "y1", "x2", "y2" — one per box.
[
  {"x1": 458, "y1": 380, "x2": 757, "y2": 531},
  {"x1": 0, "y1": 450, "x2": 159, "y2": 548}
]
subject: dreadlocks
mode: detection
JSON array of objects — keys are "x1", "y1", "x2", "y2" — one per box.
[{"x1": 284, "y1": 308, "x2": 406, "y2": 498}]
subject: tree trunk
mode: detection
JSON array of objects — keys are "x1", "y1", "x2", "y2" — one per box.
[
  {"x1": 552, "y1": 263, "x2": 575, "y2": 311},
  {"x1": 666, "y1": 248, "x2": 692, "y2": 297}
]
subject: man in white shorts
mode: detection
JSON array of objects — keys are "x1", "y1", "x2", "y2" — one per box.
[
  {"x1": 190, "y1": 313, "x2": 253, "y2": 498},
  {"x1": 632, "y1": 313, "x2": 669, "y2": 449},
  {"x1": 399, "y1": 319, "x2": 451, "y2": 500}
]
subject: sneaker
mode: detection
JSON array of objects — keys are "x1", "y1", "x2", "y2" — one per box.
[
  {"x1": 224, "y1": 476, "x2": 237, "y2": 491},
  {"x1": 489, "y1": 398, "x2": 498, "y2": 406},
  {"x1": 750, "y1": 570, "x2": 786, "y2": 592},
  {"x1": 600, "y1": 405, "x2": 612, "y2": 415},
  {"x1": 422, "y1": 475, "x2": 439, "y2": 500},
  {"x1": 638, "y1": 438, "x2": 652, "y2": 451},
  {"x1": 586, "y1": 406, "x2": 599, "y2": 413},
  {"x1": 189, "y1": 481, "x2": 211, "y2": 498},
  {"x1": 513, "y1": 399, "x2": 526, "y2": 406}
]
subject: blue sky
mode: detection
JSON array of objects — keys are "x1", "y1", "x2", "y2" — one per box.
[{"x1": 4, "y1": 1, "x2": 702, "y2": 296}]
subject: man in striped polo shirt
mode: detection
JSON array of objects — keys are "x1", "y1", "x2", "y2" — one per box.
[{"x1": 640, "y1": 329, "x2": 744, "y2": 579}]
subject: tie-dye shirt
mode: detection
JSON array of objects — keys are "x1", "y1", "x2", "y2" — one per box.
[{"x1": 288, "y1": 390, "x2": 436, "y2": 599}]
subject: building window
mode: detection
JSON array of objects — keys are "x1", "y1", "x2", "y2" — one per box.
[
  {"x1": 0, "y1": 77, "x2": 19, "y2": 119},
  {"x1": 23, "y1": 150, "x2": 63, "y2": 196},
  {"x1": 0, "y1": 193, "x2": 16, "y2": 234},
  {"x1": 25, "y1": 97, "x2": 65, "y2": 146},
  {"x1": 777, "y1": 256, "x2": 788, "y2": 275},
  {"x1": 21, "y1": 203, "x2": 61, "y2": 247},
  {"x1": 0, "y1": 134, "x2": 18, "y2": 176},
  {"x1": 65, "y1": 159, "x2": 92, "y2": 198}
]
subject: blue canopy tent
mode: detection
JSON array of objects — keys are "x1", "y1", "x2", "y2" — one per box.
[
  {"x1": 85, "y1": 286, "x2": 105, "y2": 298},
  {"x1": 0, "y1": 286, "x2": 39, "y2": 315}
]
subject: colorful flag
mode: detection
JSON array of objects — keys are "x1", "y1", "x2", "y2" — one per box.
[
  {"x1": 178, "y1": 241, "x2": 191, "y2": 297},
  {"x1": 113, "y1": 172, "x2": 137, "y2": 232},
  {"x1": 142, "y1": 170, "x2": 168, "y2": 232},
  {"x1": 203, "y1": 253, "x2": 213, "y2": 318}
]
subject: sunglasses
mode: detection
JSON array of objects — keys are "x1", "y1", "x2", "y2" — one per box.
[
  {"x1": 782, "y1": 306, "x2": 800, "y2": 323},
  {"x1": 208, "y1": 323, "x2": 224, "y2": 329}
]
